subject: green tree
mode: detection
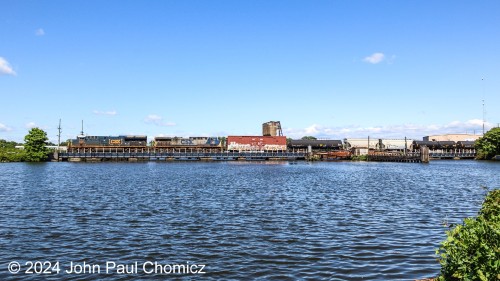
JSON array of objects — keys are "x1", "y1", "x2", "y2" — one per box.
[
  {"x1": 475, "y1": 127, "x2": 500, "y2": 160},
  {"x1": 24, "y1": 128, "x2": 49, "y2": 162},
  {"x1": 301, "y1": 136, "x2": 317, "y2": 140}
]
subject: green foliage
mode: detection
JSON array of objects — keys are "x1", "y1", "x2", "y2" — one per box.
[
  {"x1": 0, "y1": 147, "x2": 26, "y2": 162},
  {"x1": 0, "y1": 139, "x2": 21, "y2": 149},
  {"x1": 351, "y1": 154, "x2": 368, "y2": 161},
  {"x1": 475, "y1": 127, "x2": 500, "y2": 160},
  {"x1": 0, "y1": 139, "x2": 25, "y2": 162},
  {"x1": 301, "y1": 136, "x2": 317, "y2": 140},
  {"x1": 436, "y1": 189, "x2": 500, "y2": 281},
  {"x1": 479, "y1": 189, "x2": 500, "y2": 223},
  {"x1": 24, "y1": 127, "x2": 50, "y2": 162}
]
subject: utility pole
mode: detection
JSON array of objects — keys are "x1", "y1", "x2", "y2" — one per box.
[
  {"x1": 57, "y1": 119, "x2": 62, "y2": 148},
  {"x1": 367, "y1": 136, "x2": 370, "y2": 161},
  {"x1": 404, "y1": 136, "x2": 407, "y2": 156}
]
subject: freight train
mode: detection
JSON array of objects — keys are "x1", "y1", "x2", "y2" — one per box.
[
  {"x1": 68, "y1": 135, "x2": 289, "y2": 152},
  {"x1": 68, "y1": 134, "x2": 477, "y2": 152}
]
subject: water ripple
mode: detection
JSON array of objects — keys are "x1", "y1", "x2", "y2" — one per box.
[{"x1": 0, "y1": 161, "x2": 498, "y2": 280}]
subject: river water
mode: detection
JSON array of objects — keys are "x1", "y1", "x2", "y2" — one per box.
[{"x1": 0, "y1": 161, "x2": 498, "y2": 280}]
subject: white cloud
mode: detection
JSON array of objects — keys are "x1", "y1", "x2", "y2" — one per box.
[
  {"x1": 0, "y1": 123, "x2": 13, "y2": 132},
  {"x1": 93, "y1": 110, "x2": 117, "y2": 116},
  {"x1": 35, "y1": 28, "x2": 45, "y2": 36},
  {"x1": 145, "y1": 114, "x2": 161, "y2": 122},
  {"x1": 283, "y1": 119, "x2": 493, "y2": 140},
  {"x1": 0, "y1": 57, "x2": 16, "y2": 76},
  {"x1": 304, "y1": 124, "x2": 320, "y2": 135},
  {"x1": 144, "y1": 114, "x2": 176, "y2": 127},
  {"x1": 25, "y1": 122, "x2": 37, "y2": 129},
  {"x1": 363, "y1": 52, "x2": 385, "y2": 64}
]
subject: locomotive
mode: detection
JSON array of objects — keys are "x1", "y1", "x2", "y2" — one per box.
[{"x1": 69, "y1": 135, "x2": 148, "y2": 148}]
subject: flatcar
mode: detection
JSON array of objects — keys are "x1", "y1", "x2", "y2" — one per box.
[{"x1": 69, "y1": 135, "x2": 147, "y2": 148}]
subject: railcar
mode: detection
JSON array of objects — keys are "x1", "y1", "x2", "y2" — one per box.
[
  {"x1": 68, "y1": 135, "x2": 148, "y2": 148},
  {"x1": 456, "y1": 141, "x2": 476, "y2": 149},
  {"x1": 154, "y1": 137, "x2": 222, "y2": 150},
  {"x1": 288, "y1": 139, "x2": 343, "y2": 150},
  {"x1": 227, "y1": 136, "x2": 287, "y2": 152},
  {"x1": 411, "y1": 140, "x2": 458, "y2": 150}
]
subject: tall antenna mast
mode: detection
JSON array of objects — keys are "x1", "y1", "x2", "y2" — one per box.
[
  {"x1": 482, "y1": 77, "x2": 485, "y2": 135},
  {"x1": 80, "y1": 120, "x2": 84, "y2": 136},
  {"x1": 482, "y1": 99, "x2": 485, "y2": 135},
  {"x1": 57, "y1": 119, "x2": 62, "y2": 147}
]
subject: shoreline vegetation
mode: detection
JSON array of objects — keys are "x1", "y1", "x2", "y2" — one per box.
[
  {"x1": 0, "y1": 128, "x2": 51, "y2": 163},
  {"x1": 418, "y1": 189, "x2": 499, "y2": 281}
]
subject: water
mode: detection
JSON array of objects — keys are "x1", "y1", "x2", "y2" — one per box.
[{"x1": 0, "y1": 161, "x2": 498, "y2": 280}]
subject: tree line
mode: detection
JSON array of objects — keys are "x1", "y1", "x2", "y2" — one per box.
[{"x1": 0, "y1": 128, "x2": 50, "y2": 162}]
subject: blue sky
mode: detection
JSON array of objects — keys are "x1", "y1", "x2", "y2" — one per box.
[{"x1": 1, "y1": 0, "x2": 499, "y2": 143}]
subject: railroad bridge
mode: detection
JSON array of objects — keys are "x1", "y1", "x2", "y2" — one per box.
[{"x1": 58, "y1": 148, "x2": 306, "y2": 162}]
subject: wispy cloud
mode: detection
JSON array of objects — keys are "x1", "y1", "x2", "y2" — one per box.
[
  {"x1": 0, "y1": 123, "x2": 13, "y2": 132},
  {"x1": 0, "y1": 57, "x2": 16, "y2": 76},
  {"x1": 284, "y1": 119, "x2": 492, "y2": 140},
  {"x1": 363, "y1": 52, "x2": 385, "y2": 64},
  {"x1": 25, "y1": 122, "x2": 37, "y2": 129},
  {"x1": 93, "y1": 110, "x2": 117, "y2": 116},
  {"x1": 35, "y1": 28, "x2": 45, "y2": 36},
  {"x1": 144, "y1": 114, "x2": 176, "y2": 127}
]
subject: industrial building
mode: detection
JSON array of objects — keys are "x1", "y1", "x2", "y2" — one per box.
[{"x1": 262, "y1": 121, "x2": 283, "y2": 136}]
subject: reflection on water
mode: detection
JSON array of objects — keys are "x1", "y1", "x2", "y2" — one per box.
[{"x1": 0, "y1": 161, "x2": 498, "y2": 280}]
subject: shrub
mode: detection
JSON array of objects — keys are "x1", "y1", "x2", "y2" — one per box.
[{"x1": 436, "y1": 189, "x2": 500, "y2": 281}]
